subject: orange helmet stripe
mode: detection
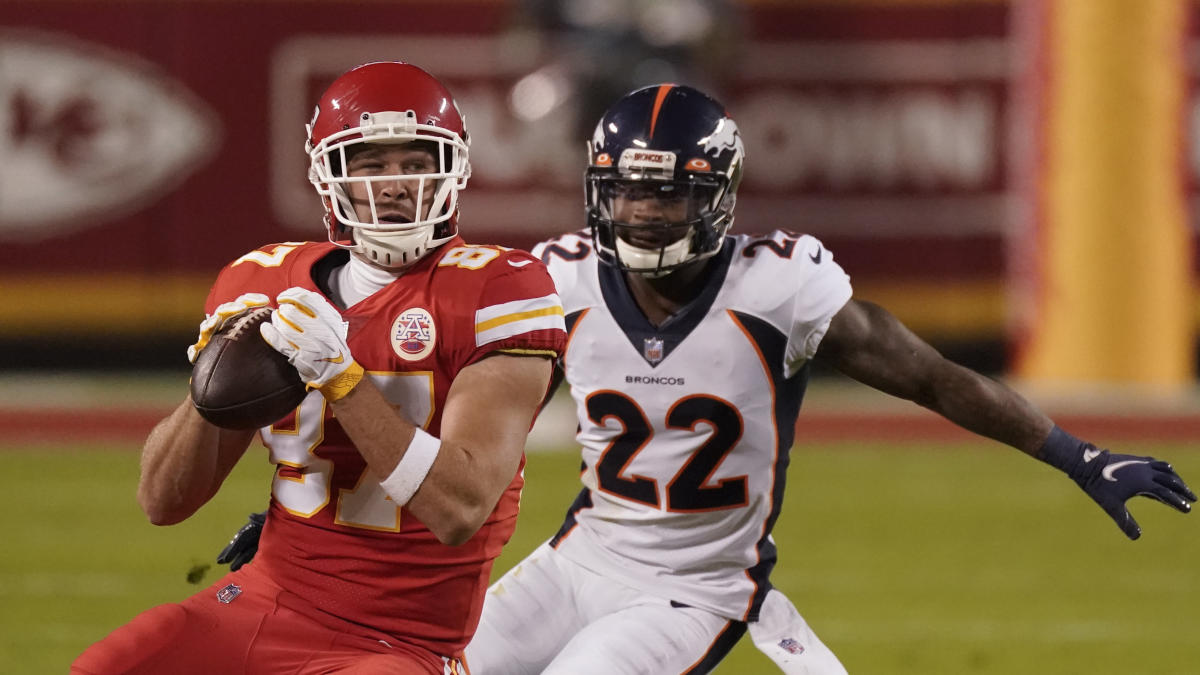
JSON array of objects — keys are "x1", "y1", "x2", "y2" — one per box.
[{"x1": 648, "y1": 84, "x2": 675, "y2": 139}]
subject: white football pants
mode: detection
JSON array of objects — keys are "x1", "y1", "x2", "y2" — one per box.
[{"x1": 464, "y1": 543, "x2": 847, "y2": 675}]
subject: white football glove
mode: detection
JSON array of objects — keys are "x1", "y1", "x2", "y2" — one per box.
[
  {"x1": 187, "y1": 293, "x2": 271, "y2": 364},
  {"x1": 259, "y1": 287, "x2": 364, "y2": 402}
]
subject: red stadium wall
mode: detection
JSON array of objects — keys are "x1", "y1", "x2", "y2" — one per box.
[{"x1": 0, "y1": 0, "x2": 1194, "y2": 367}]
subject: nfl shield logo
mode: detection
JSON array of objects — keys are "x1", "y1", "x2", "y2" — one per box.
[
  {"x1": 778, "y1": 638, "x2": 805, "y2": 655},
  {"x1": 643, "y1": 337, "x2": 664, "y2": 364},
  {"x1": 216, "y1": 583, "x2": 242, "y2": 604}
]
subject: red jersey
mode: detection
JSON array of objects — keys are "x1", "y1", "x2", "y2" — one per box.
[{"x1": 202, "y1": 238, "x2": 566, "y2": 656}]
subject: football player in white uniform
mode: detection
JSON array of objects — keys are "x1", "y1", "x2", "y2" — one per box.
[{"x1": 460, "y1": 84, "x2": 1196, "y2": 674}]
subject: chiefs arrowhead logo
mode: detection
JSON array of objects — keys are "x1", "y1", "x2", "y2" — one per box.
[{"x1": 0, "y1": 30, "x2": 220, "y2": 240}]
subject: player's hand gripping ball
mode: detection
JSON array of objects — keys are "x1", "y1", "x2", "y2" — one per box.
[
  {"x1": 190, "y1": 304, "x2": 307, "y2": 430},
  {"x1": 259, "y1": 287, "x2": 364, "y2": 402}
]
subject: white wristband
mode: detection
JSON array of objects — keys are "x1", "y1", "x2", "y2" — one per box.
[{"x1": 379, "y1": 427, "x2": 441, "y2": 506}]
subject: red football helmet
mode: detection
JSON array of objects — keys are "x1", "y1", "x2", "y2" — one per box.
[{"x1": 306, "y1": 62, "x2": 471, "y2": 268}]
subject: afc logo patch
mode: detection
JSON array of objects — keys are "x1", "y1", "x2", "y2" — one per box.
[{"x1": 391, "y1": 308, "x2": 436, "y2": 361}]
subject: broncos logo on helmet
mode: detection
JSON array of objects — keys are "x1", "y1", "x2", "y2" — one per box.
[
  {"x1": 586, "y1": 84, "x2": 745, "y2": 276},
  {"x1": 702, "y1": 117, "x2": 743, "y2": 157}
]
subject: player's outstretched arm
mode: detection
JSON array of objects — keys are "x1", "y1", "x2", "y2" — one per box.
[
  {"x1": 138, "y1": 396, "x2": 257, "y2": 526},
  {"x1": 815, "y1": 298, "x2": 1195, "y2": 539},
  {"x1": 816, "y1": 299, "x2": 1051, "y2": 449}
]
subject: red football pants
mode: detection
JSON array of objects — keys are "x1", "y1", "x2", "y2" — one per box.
[{"x1": 71, "y1": 563, "x2": 454, "y2": 674}]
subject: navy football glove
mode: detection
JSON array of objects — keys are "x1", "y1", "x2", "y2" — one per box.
[
  {"x1": 1039, "y1": 426, "x2": 1195, "y2": 539},
  {"x1": 217, "y1": 511, "x2": 265, "y2": 570}
]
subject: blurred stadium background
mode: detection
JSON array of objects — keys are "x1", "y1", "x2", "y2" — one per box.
[{"x1": 2, "y1": 0, "x2": 1199, "y2": 672}]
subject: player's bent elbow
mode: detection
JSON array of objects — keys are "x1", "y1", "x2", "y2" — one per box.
[
  {"x1": 429, "y1": 516, "x2": 483, "y2": 546},
  {"x1": 434, "y1": 527, "x2": 475, "y2": 547},
  {"x1": 426, "y1": 505, "x2": 491, "y2": 546},
  {"x1": 140, "y1": 503, "x2": 188, "y2": 527},
  {"x1": 136, "y1": 488, "x2": 194, "y2": 527}
]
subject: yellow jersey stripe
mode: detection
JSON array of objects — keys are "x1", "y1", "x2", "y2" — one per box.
[
  {"x1": 497, "y1": 348, "x2": 560, "y2": 357},
  {"x1": 475, "y1": 305, "x2": 565, "y2": 333}
]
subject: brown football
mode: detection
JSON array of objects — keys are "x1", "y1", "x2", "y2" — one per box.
[{"x1": 190, "y1": 306, "x2": 307, "y2": 430}]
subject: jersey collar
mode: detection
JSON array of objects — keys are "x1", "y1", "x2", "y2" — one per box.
[{"x1": 598, "y1": 238, "x2": 733, "y2": 367}]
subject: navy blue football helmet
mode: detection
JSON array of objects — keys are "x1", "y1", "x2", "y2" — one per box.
[{"x1": 586, "y1": 84, "x2": 744, "y2": 276}]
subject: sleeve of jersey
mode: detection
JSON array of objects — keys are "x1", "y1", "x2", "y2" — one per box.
[
  {"x1": 201, "y1": 242, "x2": 316, "y2": 314},
  {"x1": 202, "y1": 263, "x2": 247, "y2": 315},
  {"x1": 202, "y1": 244, "x2": 296, "y2": 314},
  {"x1": 469, "y1": 253, "x2": 567, "y2": 362},
  {"x1": 786, "y1": 236, "x2": 853, "y2": 368},
  {"x1": 530, "y1": 236, "x2": 585, "y2": 308}
]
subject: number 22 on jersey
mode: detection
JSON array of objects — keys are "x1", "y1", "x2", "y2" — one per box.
[{"x1": 589, "y1": 391, "x2": 749, "y2": 512}]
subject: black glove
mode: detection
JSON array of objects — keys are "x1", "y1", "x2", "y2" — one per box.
[
  {"x1": 217, "y1": 511, "x2": 266, "y2": 570},
  {"x1": 1039, "y1": 426, "x2": 1195, "y2": 539}
]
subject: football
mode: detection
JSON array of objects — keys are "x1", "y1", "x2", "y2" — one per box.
[{"x1": 190, "y1": 306, "x2": 307, "y2": 430}]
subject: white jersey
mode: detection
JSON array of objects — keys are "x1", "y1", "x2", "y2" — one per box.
[{"x1": 530, "y1": 229, "x2": 853, "y2": 622}]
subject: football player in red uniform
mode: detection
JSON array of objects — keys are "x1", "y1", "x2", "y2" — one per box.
[{"x1": 72, "y1": 62, "x2": 567, "y2": 675}]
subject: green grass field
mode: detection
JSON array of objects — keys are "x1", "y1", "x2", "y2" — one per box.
[{"x1": 3, "y1": 441, "x2": 1197, "y2": 674}]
